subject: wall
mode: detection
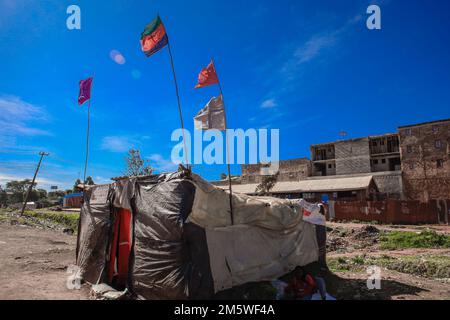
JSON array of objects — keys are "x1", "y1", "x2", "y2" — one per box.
[
  {"x1": 331, "y1": 199, "x2": 448, "y2": 224},
  {"x1": 372, "y1": 172, "x2": 403, "y2": 198},
  {"x1": 241, "y1": 158, "x2": 311, "y2": 184},
  {"x1": 335, "y1": 139, "x2": 371, "y2": 175},
  {"x1": 399, "y1": 120, "x2": 450, "y2": 201}
]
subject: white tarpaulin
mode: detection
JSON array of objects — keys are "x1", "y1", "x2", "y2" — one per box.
[{"x1": 189, "y1": 174, "x2": 319, "y2": 292}]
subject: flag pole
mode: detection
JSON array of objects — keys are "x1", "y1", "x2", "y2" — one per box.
[
  {"x1": 212, "y1": 58, "x2": 234, "y2": 225},
  {"x1": 83, "y1": 75, "x2": 94, "y2": 188},
  {"x1": 167, "y1": 42, "x2": 190, "y2": 169}
]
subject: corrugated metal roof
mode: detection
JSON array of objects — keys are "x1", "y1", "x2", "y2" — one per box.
[{"x1": 219, "y1": 175, "x2": 374, "y2": 194}]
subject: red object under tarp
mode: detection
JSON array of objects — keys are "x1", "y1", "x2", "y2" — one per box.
[{"x1": 108, "y1": 208, "x2": 132, "y2": 287}]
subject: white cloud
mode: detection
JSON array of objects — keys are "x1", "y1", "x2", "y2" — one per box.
[
  {"x1": 148, "y1": 154, "x2": 178, "y2": 173},
  {"x1": 0, "y1": 172, "x2": 64, "y2": 189},
  {"x1": 260, "y1": 99, "x2": 277, "y2": 109},
  {"x1": 0, "y1": 95, "x2": 51, "y2": 136},
  {"x1": 100, "y1": 136, "x2": 140, "y2": 153},
  {"x1": 294, "y1": 34, "x2": 337, "y2": 65},
  {"x1": 281, "y1": 14, "x2": 362, "y2": 78}
]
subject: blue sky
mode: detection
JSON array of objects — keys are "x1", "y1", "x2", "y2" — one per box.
[{"x1": 1, "y1": 0, "x2": 449, "y2": 190}]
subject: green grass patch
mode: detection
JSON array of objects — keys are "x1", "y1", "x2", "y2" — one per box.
[
  {"x1": 329, "y1": 254, "x2": 450, "y2": 279},
  {"x1": 327, "y1": 256, "x2": 367, "y2": 273},
  {"x1": 380, "y1": 230, "x2": 450, "y2": 250},
  {"x1": 368, "y1": 255, "x2": 450, "y2": 279},
  {"x1": 22, "y1": 209, "x2": 80, "y2": 231}
]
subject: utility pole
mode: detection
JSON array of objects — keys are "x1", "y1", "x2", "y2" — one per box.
[{"x1": 20, "y1": 152, "x2": 49, "y2": 216}]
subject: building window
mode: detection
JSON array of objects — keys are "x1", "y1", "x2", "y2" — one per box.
[
  {"x1": 432, "y1": 125, "x2": 439, "y2": 134},
  {"x1": 373, "y1": 159, "x2": 379, "y2": 165},
  {"x1": 405, "y1": 128, "x2": 412, "y2": 136},
  {"x1": 407, "y1": 146, "x2": 413, "y2": 153},
  {"x1": 435, "y1": 140, "x2": 442, "y2": 149},
  {"x1": 382, "y1": 159, "x2": 386, "y2": 164},
  {"x1": 328, "y1": 164, "x2": 332, "y2": 169},
  {"x1": 437, "y1": 159, "x2": 444, "y2": 168}
]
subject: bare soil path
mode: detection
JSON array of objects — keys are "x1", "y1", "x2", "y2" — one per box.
[
  {"x1": 0, "y1": 224, "x2": 89, "y2": 300},
  {"x1": 327, "y1": 221, "x2": 450, "y2": 234},
  {"x1": 0, "y1": 218, "x2": 448, "y2": 300}
]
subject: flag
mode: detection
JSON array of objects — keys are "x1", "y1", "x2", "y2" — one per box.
[
  {"x1": 78, "y1": 77, "x2": 93, "y2": 106},
  {"x1": 194, "y1": 96, "x2": 226, "y2": 131},
  {"x1": 140, "y1": 15, "x2": 169, "y2": 57},
  {"x1": 195, "y1": 60, "x2": 219, "y2": 89}
]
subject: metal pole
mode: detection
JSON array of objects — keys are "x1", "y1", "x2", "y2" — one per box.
[
  {"x1": 212, "y1": 58, "x2": 234, "y2": 225},
  {"x1": 83, "y1": 99, "x2": 91, "y2": 187},
  {"x1": 20, "y1": 152, "x2": 49, "y2": 215},
  {"x1": 167, "y1": 42, "x2": 190, "y2": 169},
  {"x1": 82, "y1": 76, "x2": 94, "y2": 188}
]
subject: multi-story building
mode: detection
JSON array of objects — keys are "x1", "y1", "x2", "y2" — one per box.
[
  {"x1": 398, "y1": 119, "x2": 450, "y2": 202},
  {"x1": 310, "y1": 134, "x2": 403, "y2": 198},
  {"x1": 310, "y1": 134, "x2": 400, "y2": 177},
  {"x1": 241, "y1": 158, "x2": 311, "y2": 184},
  {"x1": 214, "y1": 118, "x2": 449, "y2": 203}
]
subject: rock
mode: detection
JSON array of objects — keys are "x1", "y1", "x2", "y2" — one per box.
[
  {"x1": 63, "y1": 228, "x2": 74, "y2": 235},
  {"x1": 361, "y1": 225, "x2": 380, "y2": 234}
]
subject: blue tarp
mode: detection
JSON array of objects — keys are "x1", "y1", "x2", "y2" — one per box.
[{"x1": 64, "y1": 193, "x2": 83, "y2": 199}]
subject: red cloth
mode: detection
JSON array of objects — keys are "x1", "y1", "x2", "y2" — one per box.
[
  {"x1": 285, "y1": 274, "x2": 317, "y2": 299},
  {"x1": 108, "y1": 208, "x2": 132, "y2": 287},
  {"x1": 78, "y1": 77, "x2": 93, "y2": 105},
  {"x1": 195, "y1": 60, "x2": 219, "y2": 89}
]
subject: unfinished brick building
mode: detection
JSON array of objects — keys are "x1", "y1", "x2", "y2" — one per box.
[
  {"x1": 310, "y1": 134, "x2": 403, "y2": 198},
  {"x1": 241, "y1": 158, "x2": 311, "y2": 184},
  {"x1": 399, "y1": 119, "x2": 450, "y2": 202}
]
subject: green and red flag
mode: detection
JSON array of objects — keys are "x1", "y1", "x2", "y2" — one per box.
[{"x1": 140, "y1": 15, "x2": 168, "y2": 57}]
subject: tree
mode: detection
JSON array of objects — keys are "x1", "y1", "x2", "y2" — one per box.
[
  {"x1": 37, "y1": 189, "x2": 47, "y2": 199},
  {"x1": 0, "y1": 186, "x2": 7, "y2": 207},
  {"x1": 48, "y1": 190, "x2": 65, "y2": 200},
  {"x1": 85, "y1": 176, "x2": 95, "y2": 185},
  {"x1": 255, "y1": 172, "x2": 279, "y2": 196},
  {"x1": 73, "y1": 179, "x2": 82, "y2": 192},
  {"x1": 5, "y1": 180, "x2": 35, "y2": 204},
  {"x1": 124, "y1": 149, "x2": 153, "y2": 177}
]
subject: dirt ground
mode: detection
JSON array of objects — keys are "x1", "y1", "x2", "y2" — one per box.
[
  {"x1": 0, "y1": 215, "x2": 449, "y2": 300},
  {"x1": 0, "y1": 224, "x2": 89, "y2": 300},
  {"x1": 324, "y1": 222, "x2": 450, "y2": 300}
]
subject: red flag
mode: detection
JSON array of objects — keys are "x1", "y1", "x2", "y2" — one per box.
[
  {"x1": 195, "y1": 60, "x2": 219, "y2": 89},
  {"x1": 78, "y1": 77, "x2": 93, "y2": 105}
]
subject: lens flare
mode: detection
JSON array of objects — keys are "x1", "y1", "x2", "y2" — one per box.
[{"x1": 109, "y1": 49, "x2": 126, "y2": 65}]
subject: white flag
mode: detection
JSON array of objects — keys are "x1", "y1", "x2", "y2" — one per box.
[{"x1": 194, "y1": 96, "x2": 226, "y2": 131}]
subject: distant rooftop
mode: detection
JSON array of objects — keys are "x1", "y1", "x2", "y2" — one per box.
[
  {"x1": 311, "y1": 132, "x2": 398, "y2": 147},
  {"x1": 398, "y1": 118, "x2": 450, "y2": 129},
  {"x1": 218, "y1": 175, "x2": 374, "y2": 194}
]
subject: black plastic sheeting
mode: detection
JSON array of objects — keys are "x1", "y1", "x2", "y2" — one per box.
[
  {"x1": 129, "y1": 173, "x2": 215, "y2": 299},
  {"x1": 78, "y1": 172, "x2": 322, "y2": 300},
  {"x1": 76, "y1": 185, "x2": 112, "y2": 284}
]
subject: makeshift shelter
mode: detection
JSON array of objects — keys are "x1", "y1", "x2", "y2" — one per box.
[
  {"x1": 75, "y1": 170, "x2": 322, "y2": 300},
  {"x1": 63, "y1": 193, "x2": 84, "y2": 208}
]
